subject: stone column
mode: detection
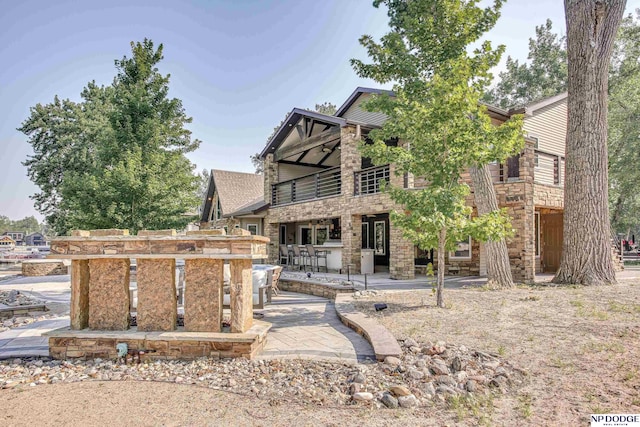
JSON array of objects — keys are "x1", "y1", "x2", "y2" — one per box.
[
  {"x1": 183, "y1": 259, "x2": 223, "y2": 332},
  {"x1": 340, "y1": 125, "x2": 360, "y2": 198},
  {"x1": 229, "y1": 259, "x2": 253, "y2": 333},
  {"x1": 70, "y1": 260, "x2": 89, "y2": 330},
  {"x1": 88, "y1": 258, "x2": 130, "y2": 330},
  {"x1": 341, "y1": 214, "x2": 362, "y2": 273},
  {"x1": 136, "y1": 258, "x2": 177, "y2": 332},
  {"x1": 389, "y1": 223, "x2": 415, "y2": 280}
]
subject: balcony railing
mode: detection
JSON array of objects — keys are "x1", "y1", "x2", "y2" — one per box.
[
  {"x1": 271, "y1": 167, "x2": 341, "y2": 206},
  {"x1": 354, "y1": 165, "x2": 390, "y2": 195}
]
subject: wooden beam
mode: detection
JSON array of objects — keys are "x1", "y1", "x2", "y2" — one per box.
[
  {"x1": 274, "y1": 129, "x2": 340, "y2": 161},
  {"x1": 278, "y1": 160, "x2": 333, "y2": 169}
]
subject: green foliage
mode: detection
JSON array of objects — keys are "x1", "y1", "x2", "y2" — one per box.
[
  {"x1": 484, "y1": 19, "x2": 567, "y2": 108},
  {"x1": 352, "y1": 0, "x2": 523, "y2": 260},
  {"x1": 20, "y1": 39, "x2": 200, "y2": 235},
  {"x1": 0, "y1": 215, "x2": 43, "y2": 235},
  {"x1": 609, "y1": 11, "x2": 640, "y2": 235}
]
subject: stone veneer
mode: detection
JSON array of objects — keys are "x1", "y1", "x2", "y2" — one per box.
[
  {"x1": 46, "y1": 228, "x2": 269, "y2": 360},
  {"x1": 264, "y1": 128, "x2": 564, "y2": 284},
  {"x1": 264, "y1": 125, "x2": 416, "y2": 280},
  {"x1": 48, "y1": 320, "x2": 271, "y2": 360},
  {"x1": 21, "y1": 260, "x2": 68, "y2": 276}
]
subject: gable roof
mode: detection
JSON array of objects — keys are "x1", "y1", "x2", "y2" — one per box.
[
  {"x1": 507, "y1": 92, "x2": 568, "y2": 116},
  {"x1": 200, "y1": 170, "x2": 264, "y2": 222},
  {"x1": 259, "y1": 108, "x2": 346, "y2": 159},
  {"x1": 335, "y1": 87, "x2": 394, "y2": 118}
]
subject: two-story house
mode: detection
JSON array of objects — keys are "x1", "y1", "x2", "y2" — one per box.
[
  {"x1": 200, "y1": 169, "x2": 267, "y2": 235},
  {"x1": 257, "y1": 87, "x2": 566, "y2": 282},
  {"x1": 2, "y1": 231, "x2": 25, "y2": 246}
]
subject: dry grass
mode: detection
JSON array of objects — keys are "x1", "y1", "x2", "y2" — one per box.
[{"x1": 354, "y1": 280, "x2": 640, "y2": 426}]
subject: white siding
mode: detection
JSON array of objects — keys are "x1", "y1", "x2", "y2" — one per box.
[
  {"x1": 523, "y1": 97, "x2": 567, "y2": 156},
  {"x1": 341, "y1": 93, "x2": 388, "y2": 126}
]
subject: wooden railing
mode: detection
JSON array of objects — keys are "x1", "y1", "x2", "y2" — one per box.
[
  {"x1": 354, "y1": 165, "x2": 390, "y2": 195},
  {"x1": 271, "y1": 167, "x2": 341, "y2": 206}
]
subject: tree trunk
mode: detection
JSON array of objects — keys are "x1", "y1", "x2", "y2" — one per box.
[
  {"x1": 436, "y1": 227, "x2": 446, "y2": 308},
  {"x1": 469, "y1": 165, "x2": 515, "y2": 288},
  {"x1": 553, "y1": 0, "x2": 625, "y2": 286}
]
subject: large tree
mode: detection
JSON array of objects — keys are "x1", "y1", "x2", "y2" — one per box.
[
  {"x1": 484, "y1": 19, "x2": 567, "y2": 108},
  {"x1": 20, "y1": 39, "x2": 200, "y2": 235},
  {"x1": 352, "y1": 0, "x2": 524, "y2": 305},
  {"x1": 553, "y1": 0, "x2": 626, "y2": 286}
]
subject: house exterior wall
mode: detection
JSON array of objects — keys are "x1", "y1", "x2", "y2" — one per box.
[
  {"x1": 341, "y1": 93, "x2": 388, "y2": 126},
  {"x1": 264, "y1": 125, "x2": 416, "y2": 279},
  {"x1": 523, "y1": 98, "x2": 567, "y2": 156}
]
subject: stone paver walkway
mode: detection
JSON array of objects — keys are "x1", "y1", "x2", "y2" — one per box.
[
  {"x1": 258, "y1": 292, "x2": 375, "y2": 363},
  {"x1": 0, "y1": 275, "x2": 375, "y2": 362}
]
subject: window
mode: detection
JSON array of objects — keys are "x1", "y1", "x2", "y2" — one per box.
[
  {"x1": 374, "y1": 221, "x2": 386, "y2": 255},
  {"x1": 215, "y1": 198, "x2": 222, "y2": 220},
  {"x1": 449, "y1": 236, "x2": 472, "y2": 259},
  {"x1": 530, "y1": 136, "x2": 540, "y2": 166},
  {"x1": 299, "y1": 225, "x2": 330, "y2": 245},
  {"x1": 279, "y1": 224, "x2": 287, "y2": 244},
  {"x1": 247, "y1": 224, "x2": 259, "y2": 235},
  {"x1": 361, "y1": 223, "x2": 370, "y2": 249},
  {"x1": 534, "y1": 212, "x2": 540, "y2": 257}
]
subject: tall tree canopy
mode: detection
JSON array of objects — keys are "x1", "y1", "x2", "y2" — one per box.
[
  {"x1": 484, "y1": 19, "x2": 567, "y2": 108},
  {"x1": 20, "y1": 39, "x2": 201, "y2": 235},
  {"x1": 352, "y1": 0, "x2": 523, "y2": 305},
  {"x1": 553, "y1": 0, "x2": 626, "y2": 286}
]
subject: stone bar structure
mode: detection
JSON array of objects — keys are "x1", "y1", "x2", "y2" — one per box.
[
  {"x1": 46, "y1": 229, "x2": 270, "y2": 360},
  {"x1": 136, "y1": 258, "x2": 177, "y2": 332},
  {"x1": 184, "y1": 258, "x2": 224, "y2": 332}
]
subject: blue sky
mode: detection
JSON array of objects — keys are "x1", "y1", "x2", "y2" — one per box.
[{"x1": 1, "y1": 0, "x2": 637, "y2": 221}]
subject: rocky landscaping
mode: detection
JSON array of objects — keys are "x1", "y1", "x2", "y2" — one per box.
[{"x1": 0, "y1": 337, "x2": 524, "y2": 413}]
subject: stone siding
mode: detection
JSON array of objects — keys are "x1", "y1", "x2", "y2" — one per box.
[{"x1": 22, "y1": 260, "x2": 68, "y2": 276}]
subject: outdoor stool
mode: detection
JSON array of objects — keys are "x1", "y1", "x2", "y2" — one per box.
[
  {"x1": 279, "y1": 244, "x2": 292, "y2": 268},
  {"x1": 291, "y1": 245, "x2": 310, "y2": 271},
  {"x1": 305, "y1": 244, "x2": 328, "y2": 273}
]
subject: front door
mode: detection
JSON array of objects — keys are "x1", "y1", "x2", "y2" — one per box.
[
  {"x1": 361, "y1": 214, "x2": 390, "y2": 267},
  {"x1": 542, "y1": 213, "x2": 563, "y2": 273}
]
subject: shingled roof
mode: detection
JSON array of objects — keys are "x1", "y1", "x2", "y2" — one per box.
[{"x1": 201, "y1": 170, "x2": 264, "y2": 222}]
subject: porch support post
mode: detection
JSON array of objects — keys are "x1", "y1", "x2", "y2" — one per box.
[{"x1": 389, "y1": 221, "x2": 415, "y2": 280}]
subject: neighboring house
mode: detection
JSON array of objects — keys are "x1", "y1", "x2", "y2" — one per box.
[
  {"x1": 25, "y1": 232, "x2": 46, "y2": 246},
  {"x1": 200, "y1": 169, "x2": 267, "y2": 235},
  {"x1": 2, "y1": 231, "x2": 25, "y2": 246},
  {"x1": 0, "y1": 235, "x2": 15, "y2": 250},
  {"x1": 257, "y1": 87, "x2": 567, "y2": 282}
]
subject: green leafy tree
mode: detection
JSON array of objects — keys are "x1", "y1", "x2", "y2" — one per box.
[
  {"x1": 609, "y1": 11, "x2": 640, "y2": 237},
  {"x1": 20, "y1": 39, "x2": 200, "y2": 235},
  {"x1": 352, "y1": 0, "x2": 523, "y2": 306},
  {"x1": 484, "y1": 19, "x2": 567, "y2": 108}
]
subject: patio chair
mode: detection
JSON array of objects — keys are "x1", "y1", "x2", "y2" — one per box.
[
  {"x1": 306, "y1": 244, "x2": 328, "y2": 273},
  {"x1": 291, "y1": 245, "x2": 310, "y2": 271},
  {"x1": 270, "y1": 265, "x2": 283, "y2": 297},
  {"x1": 279, "y1": 244, "x2": 292, "y2": 268}
]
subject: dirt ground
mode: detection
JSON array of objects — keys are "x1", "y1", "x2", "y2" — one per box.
[
  {"x1": 1, "y1": 280, "x2": 639, "y2": 426},
  {"x1": 354, "y1": 279, "x2": 640, "y2": 425}
]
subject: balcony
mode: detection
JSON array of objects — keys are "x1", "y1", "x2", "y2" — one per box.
[
  {"x1": 271, "y1": 167, "x2": 342, "y2": 206},
  {"x1": 354, "y1": 165, "x2": 390, "y2": 195}
]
